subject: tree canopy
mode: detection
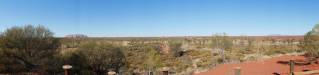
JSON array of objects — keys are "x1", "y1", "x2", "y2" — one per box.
[
  {"x1": 73, "y1": 41, "x2": 125, "y2": 75},
  {"x1": 0, "y1": 25, "x2": 60, "y2": 73},
  {"x1": 302, "y1": 24, "x2": 319, "y2": 60}
]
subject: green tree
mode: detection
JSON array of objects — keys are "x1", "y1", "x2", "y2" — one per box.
[
  {"x1": 211, "y1": 33, "x2": 233, "y2": 63},
  {"x1": 187, "y1": 50, "x2": 212, "y2": 68},
  {"x1": 75, "y1": 41, "x2": 125, "y2": 75},
  {"x1": 211, "y1": 33, "x2": 233, "y2": 50},
  {"x1": 301, "y1": 24, "x2": 319, "y2": 62},
  {"x1": 123, "y1": 43, "x2": 161, "y2": 74},
  {"x1": 0, "y1": 25, "x2": 60, "y2": 73},
  {"x1": 168, "y1": 41, "x2": 183, "y2": 57},
  {"x1": 145, "y1": 47, "x2": 161, "y2": 74}
]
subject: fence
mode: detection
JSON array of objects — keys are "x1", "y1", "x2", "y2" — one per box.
[
  {"x1": 223, "y1": 60, "x2": 319, "y2": 75},
  {"x1": 0, "y1": 71, "x2": 173, "y2": 75},
  {"x1": 4, "y1": 60, "x2": 319, "y2": 75},
  {"x1": 294, "y1": 70, "x2": 319, "y2": 75}
]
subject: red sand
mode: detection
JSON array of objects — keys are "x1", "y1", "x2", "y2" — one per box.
[{"x1": 195, "y1": 55, "x2": 319, "y2": 75}]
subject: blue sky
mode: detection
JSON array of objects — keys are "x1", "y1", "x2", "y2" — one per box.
[{"x1": 0, "y1": 0, "x2": 319, "y2": 37}]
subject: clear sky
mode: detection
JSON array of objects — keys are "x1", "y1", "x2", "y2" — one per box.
[{"x1": 0, "y1": 0, "x2": 319, "y2": 37}]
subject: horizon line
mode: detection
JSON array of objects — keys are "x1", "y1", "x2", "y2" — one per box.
[{"x1": 56, "y1": 34, "x2": 304, "y2": 38}]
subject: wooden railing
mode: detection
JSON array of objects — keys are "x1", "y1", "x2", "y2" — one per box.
[
  {"x1": 230, "y1": 60, "x2": 319, "y2": 75},
  {"x1": 294, "y1": 70, "x2": 319, "y2": 75}
]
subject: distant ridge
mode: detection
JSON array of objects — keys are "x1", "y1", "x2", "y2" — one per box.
[
  {"x1": 65, "y1": 34, "x2": 88, "y2": 39},
  {"x1": 59, "y1": 34, "x2": 304, "y2": 38}
]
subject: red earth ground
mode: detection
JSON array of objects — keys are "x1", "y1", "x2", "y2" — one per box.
[{"x1": 195, "y1": 55, "x2": 319, "y2": 75}]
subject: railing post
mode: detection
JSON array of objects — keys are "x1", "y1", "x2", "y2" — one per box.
[
  {"x1": 289, "y1": 60, "x2": 295, "y2": 75},
  {"x1": 62, "y1": 65, "x2": 72, "y2": 75},
  {"x1": 107, "y1": 71, "x2": 116, "y2": 75},
  {"x1": 64, "y1": 69, "x2": 68, "y2": 75},
  {"x1": 234, "y1": 67, "x2": 241, "y2": 75}
]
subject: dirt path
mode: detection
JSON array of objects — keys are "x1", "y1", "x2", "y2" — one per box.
[{"x1": 195, "y1": 55, "x2": 319, "y2": 75}]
